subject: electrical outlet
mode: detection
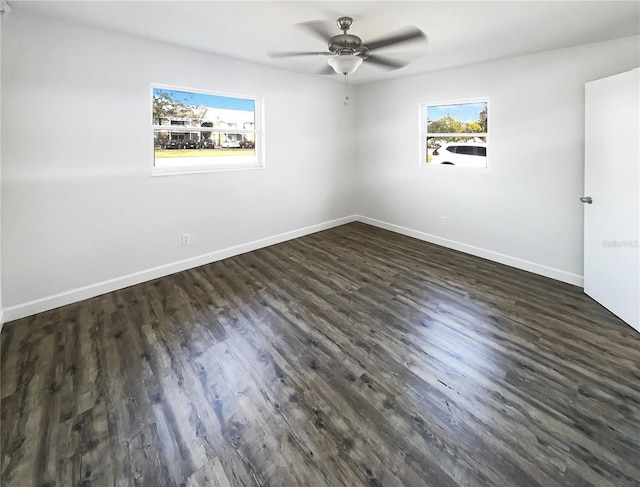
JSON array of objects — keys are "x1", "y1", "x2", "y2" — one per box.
[
  {"x1": 181, "y1": 233, "x2": 190, "y2": 245},
  {"x1": 441, "y1": 216, "x2": 448, "y2": 226}
]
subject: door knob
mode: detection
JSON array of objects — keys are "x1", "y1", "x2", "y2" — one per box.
[{"x1": 580, "y1": 196, "x2": 593, "y2": 204}]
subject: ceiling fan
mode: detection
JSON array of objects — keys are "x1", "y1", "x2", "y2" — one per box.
[{"x1": 268, "y1": 16, "x2": 427, "y2": 76}]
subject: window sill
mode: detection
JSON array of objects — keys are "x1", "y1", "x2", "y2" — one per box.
[
  {"x1": 151, "y1": 162, "x2": 264, "y2": 176},
  {"x1": 421, "y1": 164, "x2": 490, "y2": 174}
]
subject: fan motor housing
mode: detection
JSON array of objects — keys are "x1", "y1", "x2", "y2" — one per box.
[{"x1": 328, "y1": 34, "x2": 362, "y2": 55}]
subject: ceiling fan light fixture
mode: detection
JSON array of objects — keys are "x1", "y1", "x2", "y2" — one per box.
[{"x1": 327, "y1": 54, "x2": 363, "y2": 75}]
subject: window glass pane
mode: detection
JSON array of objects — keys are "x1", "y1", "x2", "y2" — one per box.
[
  {"x1": 153, "y1": 129, "x2": 255, "y2": 169},
  {"x1": 152, "y1": 87, "x2": 258, "y2": 172},
  {"x1": 426, "y1": 102, "x2": 487, "y2": 134},
  {"x1": 424, "y1": 101, "x2": 487, "y2": 169},
  {"x1": 153, "y1": 88, "x2": 254, "y2": 125},
  {"x1": 427, "y1": 136, "x2": 487, "y2": 168}
]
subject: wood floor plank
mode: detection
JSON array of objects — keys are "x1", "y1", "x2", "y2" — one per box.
[{"x1": 2, "y1": 222, "x2": 639, "y2": 486}]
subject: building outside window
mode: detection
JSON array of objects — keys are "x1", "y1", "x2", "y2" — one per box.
[{"x1": 152, "y1": 85, "x2": 263, "y2": 174}]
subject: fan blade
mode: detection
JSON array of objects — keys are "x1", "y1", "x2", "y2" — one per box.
[
  {"x1": 298, "y1": 20, "x2": 335, "y2": 42},
  {"x1": 362, "y1": 54, "x2": 408, "y2": 70},
  {"x1": 363, "y1": 26, "x2": 426, "y2": 51},
  {"x1": 268, "y1": 51, "x2": 332, "y2": 58}
]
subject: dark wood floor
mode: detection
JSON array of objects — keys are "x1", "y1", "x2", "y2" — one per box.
[{"x1": 2, "y1": 222, "x2": 639, "y2": 487}]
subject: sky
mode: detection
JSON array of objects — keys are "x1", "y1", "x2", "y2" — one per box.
[
  {"x1": 154, "y1": 88, "x2": 254, "y2": 112},
  {"x1": 155, "y1": 88, "x2": 483, "y2": 121},
  {"x1": 426, "y1": 102, "x2": 486, "y2": 123}
]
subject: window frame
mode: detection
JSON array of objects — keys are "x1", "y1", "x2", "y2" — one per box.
[
  {"x1": 419, "y1": 98, "x2": 489, "y2": 173},
  {"x1": 151, "y1": 83, "x2": 265, "y2": 176}
]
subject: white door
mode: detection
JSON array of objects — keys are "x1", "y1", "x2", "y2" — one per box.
[{"x1": 584, "y1": 68, "x2": 639, "y2": 332}]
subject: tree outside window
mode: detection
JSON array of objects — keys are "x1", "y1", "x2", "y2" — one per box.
[{"x1": 422, "y1": 101, "x2": 488, "y2": 169}]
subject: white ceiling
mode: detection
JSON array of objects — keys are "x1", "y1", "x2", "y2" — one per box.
[{"x1": 9, "y1": 1, "x2": 640, "y2": 84}]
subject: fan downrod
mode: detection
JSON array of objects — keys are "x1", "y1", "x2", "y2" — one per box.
[{"x1": 328, "y1": 17, "x2": 362, "y2": 55}]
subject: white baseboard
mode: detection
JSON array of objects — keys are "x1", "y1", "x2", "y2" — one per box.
[
  {"x1": 355, "y1": 216, "x2": 584, "y2": 287},
  {"x1": 2, "y1": 213, "x2": 584, "y2": 324},
  {"x1": 2, "y1": 216, "x2": 357, "y2": 323}
]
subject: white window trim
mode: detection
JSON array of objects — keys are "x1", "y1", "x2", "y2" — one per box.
[
  {"x1": 419, "y1": 98, "x2": 490, "y2": 174},
  {"x1": 151, "y1": 83, "x2": 265, "y2": 176}
]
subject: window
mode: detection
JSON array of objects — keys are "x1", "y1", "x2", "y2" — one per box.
[
  {"x1": 152, "y1": 85, "x2": 263, "y2": 175},
  {"x1": 421, "y1": 100, "x2": 488, "y2": 170}
]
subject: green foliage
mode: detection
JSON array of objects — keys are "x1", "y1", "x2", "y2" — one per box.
[
  {"x1": 427, "y1": 114, "x2": 486, "y2": 134},
  {"x1": 465, "y1": 121, "x2": 484, "y2": 133},
  {"x1": 427, "y1": 114, "x2": 465, "y2": 134},
  {"x1": 479, "y1": 106, "x2": 488, "y2": 132},
  {"x1": 428, "y1": 106, "x2": 488, "y2": 136}
]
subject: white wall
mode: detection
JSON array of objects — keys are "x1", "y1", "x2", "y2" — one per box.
[
  {"x1": 3, "y1": 10, "x2": 639, "y2": 321},
  {"x1": 1, "y1": 12, "x2": 357, "y2": 319},
  {"x1": 0, "y1": 15, "x2": 3, "y2": 330},
  {"x1": 355, "y1": 36, "x2": 640, "y2": 284}
]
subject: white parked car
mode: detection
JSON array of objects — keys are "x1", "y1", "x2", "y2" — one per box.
[
  {"x1": 221, "y1": 139, "x2": 241, "y2": 148},
  {"x1": 431, "y1": 142, "x2": 487, "y2": 168}
]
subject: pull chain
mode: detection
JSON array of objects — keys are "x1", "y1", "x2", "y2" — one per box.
[{"x1": 343, "y1": 74, "x2": 350, "y2": 107}]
